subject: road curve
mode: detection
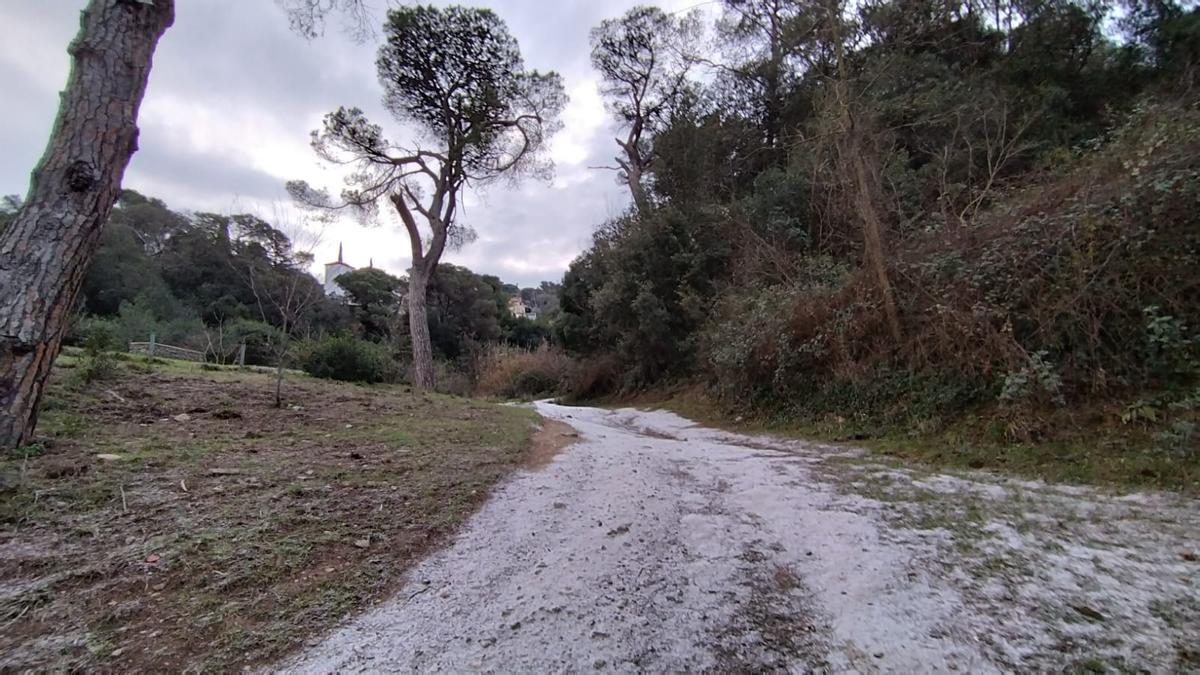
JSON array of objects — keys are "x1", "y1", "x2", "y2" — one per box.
[{"x1": 279, "y1": 402, "x2": 1198, "y2": 673}]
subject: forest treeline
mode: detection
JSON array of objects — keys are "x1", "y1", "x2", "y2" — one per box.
[
  {"x1": 32, "y1": 189, "x2": 558, "y2": 381},
  {"x1": 538, "y1": 0, "x2": 1200, "y2": 455}
]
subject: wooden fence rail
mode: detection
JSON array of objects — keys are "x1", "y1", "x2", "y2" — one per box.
[{"x1": 129, "y1": 340, "x2": 205, "y2": 363}]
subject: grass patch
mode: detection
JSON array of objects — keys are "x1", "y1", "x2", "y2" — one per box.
[
  {"x1": 631, "y1": 387, "x2": 1199, "y2": 493},
  {"x1": 0, "y1": 355, "x2": 538, "y2": 671}
]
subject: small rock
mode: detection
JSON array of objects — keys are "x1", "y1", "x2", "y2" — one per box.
[
  {"x1": 1071, "y1": 604, "x2": 1106, "y2": 622},
  {"x1": 172, "y1": 413, "x2": 191, "y2": 423},
  {"x1": 109, "y1": 647, "x2": 125, "y2": 658},
  {"x1": 95, "y1": 454, "x2": 123, "y2": 461},
  {"x1": 873, "y1": 652, "x2": 884, "y2": 659},
  {"x1": 353, "y1": 538, "x2": 370, "y2": 549}
]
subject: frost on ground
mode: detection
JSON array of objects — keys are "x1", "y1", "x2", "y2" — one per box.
[{"x1": 279, "y1": 403, "x2": 1199, "y2": 673}]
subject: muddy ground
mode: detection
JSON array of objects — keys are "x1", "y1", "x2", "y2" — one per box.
[{"x1": 0, "y1": 359, "x2": 538, "y2": 671}]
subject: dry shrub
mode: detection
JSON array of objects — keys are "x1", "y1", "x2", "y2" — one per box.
[
  {"x1": 474, "y1": 343, "x2": 575, "y2": 400},
  {"x1": 563, "y1": 353, "x2": 623, "y2": 401}
]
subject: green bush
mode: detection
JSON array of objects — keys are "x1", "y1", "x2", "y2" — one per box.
[
  {"x1": 225, "y1": 319, "x2": 283, "y2": 366},
  {"x1": 79, "y1": 318, "x2": 122, "y2": 354},
  {"x1": 71, "y1": 319, "x2": 121, "y2": 386},
  {"x1": 299, "y1": 336, "x2": 397, "y2": 383}
]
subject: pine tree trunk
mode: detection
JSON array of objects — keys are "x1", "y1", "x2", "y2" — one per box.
[
  {"x1": 0, "y1": 0, "x2": 174, "y2": 449},
  {"x1": 407, "y1": 272, "x2": 436, "y2": 391},
  {"x1": 627, "y1": 164, "x2": 651, "y2": 217}
]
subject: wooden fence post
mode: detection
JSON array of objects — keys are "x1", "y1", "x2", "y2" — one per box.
[
  {"x1": 237, "y1": 342, "x2": 247, "y2": 367},
  {"x1": 148, "y1": 333, "x2": 157, "y2": 357}
]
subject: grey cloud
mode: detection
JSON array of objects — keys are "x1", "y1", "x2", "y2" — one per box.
[
  {"x1": 0, "y1": 0, "x2": 658, "y2": 289},
  {"x1": 125, "y1": 143, "x2": 290, "y2": 209}
]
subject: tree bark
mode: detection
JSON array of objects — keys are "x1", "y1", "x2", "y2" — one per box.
[
  {"x1": 389, "y1": 193, "x2": 445, "y2": 393},
  {"x1": 626, "y1": 163, "x2": 652, "y2": 217},
  {"x1": 848, "y1": 135, "x2": 903, "y2": 344},
  {"x1": 0, "y1": 0, "x2": 174, "y2": 449},
  {"x1": 407, "y1": 271, "x2": 436, "y2": 390}
]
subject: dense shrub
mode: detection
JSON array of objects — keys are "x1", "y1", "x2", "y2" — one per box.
[
  {"x1": 614, "y1": 102, "x2": 1190, "y2": 441},
  {"x1": 299, "y1": 336, "x2": 398, "y2": 384},
  {"x1": 561, "y1": 353, "x2": 623, "y2": 402}
]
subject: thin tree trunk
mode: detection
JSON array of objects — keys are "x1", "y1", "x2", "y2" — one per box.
[
  {"x1": 274, "y1": 329, "x2": 289, "y2": 408},
  {"x1": 0, "y1": 0, "x2": 174, "y2": 449},
  {"x1": 849, "y1": 140, "x2": 903, "y2": 343},
  {"x1": 407, "y1": 272, "x2": 436, "y2": 390}
]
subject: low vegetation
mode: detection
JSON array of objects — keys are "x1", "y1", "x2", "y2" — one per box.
[
  {"x1": 0, "y1": 350, "x2": 539, "y2": 671},
  {"x1": 474, "y1": 343, "x2": 575, "y2": 400},
  {"x1": 545, "y1": 0, "x2": 1200, "y2": 489}
]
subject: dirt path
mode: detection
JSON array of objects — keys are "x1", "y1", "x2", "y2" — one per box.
[{"x1": 280, "y1": 403, "x2": 1199, "y2": 673}]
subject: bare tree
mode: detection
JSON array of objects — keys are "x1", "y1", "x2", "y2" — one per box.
[
  {"x1": 231, "y1": 215, "x2": 324, "y2": 407},
  {"x1": 811, "y1": 0, "x2": 903, "y2": 342},
  {"x1": 276, "y1": 0, "x2": 378, "y2": 42},
  {"x1": 590, "y1": 6, "x2": 701, "y2": 216},
  {"x1": 290, "y1": 6, "x2": 566, "y2": 390}
]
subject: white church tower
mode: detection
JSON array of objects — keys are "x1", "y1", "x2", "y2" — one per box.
[{"x1": 323, "y1": 243, "x2": 354, "y2": 298}]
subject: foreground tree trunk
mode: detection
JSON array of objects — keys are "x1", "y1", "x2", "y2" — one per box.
[
  {"x1": 0, "y1": 0, "x2": 175, "y2": 448},
  {"x1": 390, "y1": 194, "x2": 447, "y2": 393},
  {"x1": 406, "y1": 272, "x2": 436, "y2": 390}
]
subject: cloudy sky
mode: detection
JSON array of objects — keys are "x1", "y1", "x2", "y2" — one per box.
[{"x1": 0, "y1": 0, "x2": 703, "y2": 287}]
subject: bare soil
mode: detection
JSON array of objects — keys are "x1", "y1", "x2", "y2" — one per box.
[
  {"x1": 0, "y1": 357, "x2": 537, "y2": 671},
  {"x1": 524, "y1": 419, "x2": 579, "y2": 470}
]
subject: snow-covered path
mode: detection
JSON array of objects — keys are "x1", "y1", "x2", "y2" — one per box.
[{"x1": 280, "y1": 402, "x2": 1199, "y2": 673}]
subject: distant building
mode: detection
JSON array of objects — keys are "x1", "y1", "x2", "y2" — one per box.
[
  {"x1": 324, "y1": 244, "x2": 354, "y2": 298},
  {"x1": 508, "y1": 296, "x2": 537, "y2": 321}
]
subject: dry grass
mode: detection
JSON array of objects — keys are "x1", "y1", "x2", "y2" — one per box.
[
  {"x1": 0, "y1": 354, "x2": 538, "y2": 671},
  {"x1": 474, "y1": 343, "x2": 574, "y2": 399}
]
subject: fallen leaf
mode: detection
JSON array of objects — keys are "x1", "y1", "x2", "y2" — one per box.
[{"x1": 145, "y1": 553, "x2": 160, "y2": 564}]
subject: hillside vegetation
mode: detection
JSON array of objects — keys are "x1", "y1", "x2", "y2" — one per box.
[{"x1": 528, "y1": 0, "x2": 1200, "y2": 488}]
